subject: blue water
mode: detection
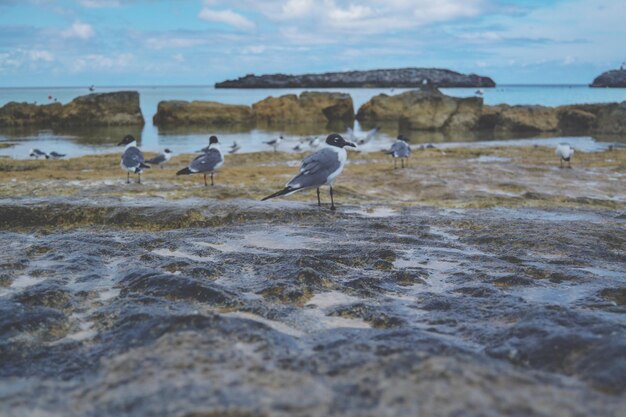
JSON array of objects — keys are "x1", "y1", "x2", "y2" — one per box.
[{"x1": 0, "y1": 85, "x2": 625, "y2": 159}]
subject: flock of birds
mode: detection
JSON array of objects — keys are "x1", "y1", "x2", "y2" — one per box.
[{"x1": 28, "y1": 131, "x2": 577, "y2": 211}]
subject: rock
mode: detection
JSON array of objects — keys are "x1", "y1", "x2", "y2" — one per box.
[
  {"x1": 252, "y1": 92, "x2": 354, "y2": 124},
  {"x1": 216, "y1": 68, "x2": 496, "y2": 88},
  {"x1": 356, "y1": 88, "x2": 482, "y2": 131},
  {"x1": 557, "y1": 109, "x2": 597, "y2": 133},
  {"x1": 590, "y1": 69, "x2": 626, "y2": 88},
  {"x1": 486, "y1": 104, "x2": 559, "y2": 134},
  {"x1": 152, "y1": 100, "x2": 254, "y2": 127},
  {"x1": 0, "y1": 91, "x2": 144, "y2": 127}
]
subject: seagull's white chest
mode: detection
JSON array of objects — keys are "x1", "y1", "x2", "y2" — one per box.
[{"x1": 325, "y1": 147, "x2": 347, "y2": 185}]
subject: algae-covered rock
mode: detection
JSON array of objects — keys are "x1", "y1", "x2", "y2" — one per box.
[
  {"x1": 253, "y1": 91, "x2": 354, "y2": 124},
  {"x1": 152, "y1": 100, "x2": 255, "y2": 127}
]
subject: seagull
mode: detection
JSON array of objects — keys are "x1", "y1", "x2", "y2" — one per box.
[
  {"x1": 264, "y1": 135, "x2": 283, "y2": 153},
  {"x1": 262, "y1": 133, "x2": 356, "y2": 211},
  {"x1": 475, "y1": 89, "x2": 484, "y2": 96},
  {"x1": 308, "y1": 136, "x2": 321, "y2": 149},
  {"x1": 176, "y1": 135, "x2": 224, "y2": 186},
  {"x1": 29, "y1": 148, "x2": 49, "y2": 159},
  {"x1": 293, "y1": 144, "x2": 303, "y2": 152},
  {"x1": 118, "y1": 134, "x2": 150, "y2": 184},
  {"x1": 229, "y1": 142, "x2": 241, "y2": 154},
  {"x1": 145, "y1": 148, "x2": 173, "y2": 168},
  {"x1": 347, "y1": 127, "x2": 379, "y2": 146},
  {"x1": 386, "y1": 135, "x2": 411, "y2": 169},
  {"x1": 49, "y1": 151, "x2": 66, "y2": 159},
  {"x1": 556, "y1": 143, "x2": 574, "y2": 168}
]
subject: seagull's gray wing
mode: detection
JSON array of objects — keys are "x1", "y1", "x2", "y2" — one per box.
[
  {"x1": 287, "y1": 148, "x2": 340, "y2": 189},
  {"x1": 391, "y1": 141, "x2": 410, "y2": 157},
  {"x1": 122, "y1": 146, "x2": 145, "y2": 168},
  {"x1": 189, "y1": 148, "x2": 222, "y2": 173},
  {"x1": 364, "y1": 127, "x2": 379, "y2": 141},
  {"x1": 146, "y1": 154, "x2": 166, "y2": 164}
]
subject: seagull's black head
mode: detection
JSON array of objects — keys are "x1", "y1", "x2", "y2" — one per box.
[
  {"x1": 164, "y1": 148, "x2": 172, "y2": 154},
  {"x1": 397, "y1": 135, "x2": 408, "y2": 142},
  {"x1": 117, "y1": 135, "x2": 136, "y2": 146},
  {"x1": 326, "y1": 134, "x2": 356, "y2": 148},
  {"x1": 209, "y1": 135, "x2": 219, "y2": 145}
]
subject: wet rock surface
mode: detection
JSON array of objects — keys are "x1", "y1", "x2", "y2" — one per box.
[{"x1": 0, "y1": 201, "x2": 624, "y2": 416}]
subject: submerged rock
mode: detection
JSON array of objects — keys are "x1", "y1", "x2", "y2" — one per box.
[
  {"x1": 0, "y1": 91, "x2": 144, "y2": 127},
  {"x1": 215, "y1": 67, "x2": 496, "y2": 88}
]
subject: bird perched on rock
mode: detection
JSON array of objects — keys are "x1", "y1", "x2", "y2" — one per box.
[
  {"x1": 145, "y1": 148, "x2": 173, "y2": 168},
  {"x1": 29, "y1": 148, "x2": 49, "y2": 159},
  {"x1": 264, "y1": 135, "x2": 283, "y2": 152},
  {"x1": 177, "y1": 135, "x2": 224, "y2": 186},
  {"x1": 118, "y1": 135, "x2": 150, "y2": 184},
  {"x1": 49, "y1": 151, "x2": 66, "y2": 159},
  {"x1": 556, "y1": 143, "x2": 574, "y2": 168},
  {"x1": 386, "y1": 135, "x2": 411, "y2": 168},
  {"x1": 262, "y1": 134, "x2": 356, "y2": 210}
]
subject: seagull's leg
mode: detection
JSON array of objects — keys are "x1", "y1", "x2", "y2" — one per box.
[
  {"x1": 317, "y1": 188, "x2": 321, "y2": 207},
  {"x1": 211, "y1": 172, "x2": 214, "y2": 186},
  {"x1": 137, "y1": 173, "x2": 141, "y2": 184},
  {"x1": 127, "y1": 172, "x2": 130, "y2": 184},
  {"x1": 568, "y1": 160, "x2": 572, "y2": 169},
  {"x1": 329, "y1": 186, "x2": 336, "y2": 211},
  {"x1": 401, "y1": 158, "x2": 404, "y2": 168},
  {"x1": 203, "y1": 173, "x2": 207, "y2": 187}
]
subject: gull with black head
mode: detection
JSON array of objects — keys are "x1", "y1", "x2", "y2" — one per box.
[
  {"x1": 49, "y1": 151, "x2": 66, "y2": 159},
  {"x1": 177, "y1": 135, "x2": 224, "y2": 186},
  {"x1": 264, "y1": 135, "x2": 283, "y2": 152},
  {"x1": 262, "y1": 133, "x2": 356, "y2": 210},
  {"x1": 29, "y1": 148, "x2": 49, "y2": 159},
  {"x1": 118, "y1": 135, "x2": 150, "y2": 184}
]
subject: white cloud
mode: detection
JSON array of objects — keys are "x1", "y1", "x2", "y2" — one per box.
[
  {"x1": 71, "y1": 53, "x2": 133, "y2": 73},
  {"x1": 62, "y1": 21, "x2": 95, "y2": 40},
  {"x1": 76, "y1": 0, "x2": 122, "y2": 7},
  {"x1": 198, "y1": 8, "x2": 255, "y2": 30},
  {"x1": 28, "y1": 50, "x2": 54, "y2": 62}
]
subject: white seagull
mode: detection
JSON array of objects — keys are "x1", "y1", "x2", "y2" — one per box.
[
  {"x1": 176, "y1": 135, "x2": 224, "y2": 186},
  {"x1": 262, "y1": 133, "x2": 356, "y2": 210},
  {"x1": 29, "y1": 148, "x2": 49, "y2": 159},
  {"x1": 308, "y1": 136, "x2": 321, "y2": 149},
  {"x1": 556, "y1": 143, "x2": 574, "y2": 168},
  {"x1": 386, "y1": 135, "x2": 411, "y2": 169},
  {"x1": 118, "y1": 135, "x2": 150, "y2": 184},
  {"x1": 145, "y1": 148, "x2": 173, "y2": 169},
  {"x1": 347, "y1": 127, "x2": 379, "y2": 146},
  {"x1": 229, "y1": 142, "x2": 241, "y2": 154},
  {"x1": 264, "y1": 135, "x2": 283, "y2": 152},
  {"x1": 49, "y1": 151, "x2": 66, "y2": 159}
]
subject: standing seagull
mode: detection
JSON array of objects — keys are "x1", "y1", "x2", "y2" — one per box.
[
  {"x1": 387, "y1": 135, "x2": 411, "y2": 169},
  {"x1": 49, "y1": 151, "x2": 66, "y2": 159},
  {"x1": 264, "y1": 135, "x2": 283, "y2": 153},
  {"x1": 262, "y1": 133, "x2": 356, "y2": 210},
  {"x1": 146, "y1": 148, "x2": 173, "y2": 169},
  {"x1": 118, "y1": 135, "x2": 150, "y2": 184},
  {"x1": 556, "y1": 143, "x2": 574, "y2": 168},
  {"x1": 176, "y1": 135, "x2": 224, "y2": 186},
  {"x1": 229, "y1": 142, "x2": 241, "y2": 154},
  {"x1": 29, "y1": 148, "x2": 49, "y2": 159}
]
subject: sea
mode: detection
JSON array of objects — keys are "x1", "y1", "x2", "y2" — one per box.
[{"x1": 1, "y1": 85, "x2": 625, "y2": 159}]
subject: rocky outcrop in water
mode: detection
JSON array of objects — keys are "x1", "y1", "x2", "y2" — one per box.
[
  {"x1": 357, "y1": 87, "x2": 626, "y2": 135},
  {"x1": 590, "y1": 69, "x2": 626, "y2": 87},
  {"x1": 153, "y1": 92, "x2": 354, "y2": 128},
  {"x1": 356, "y1": 87, "x2": 483, "y2": 131},
  {"x1": 0, "y1": 91, "x2": 144, "y2": 127},
  {"x1": 215, "y1": 68, "x2": 496, "y2": 88},
  {"x1": 152, "y1": 100, "x2": 254, "y2": 127}
]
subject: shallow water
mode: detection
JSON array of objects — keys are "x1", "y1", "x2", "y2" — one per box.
[{"x1": 1, "y1": 85, "x2": 625, "y2": 159}]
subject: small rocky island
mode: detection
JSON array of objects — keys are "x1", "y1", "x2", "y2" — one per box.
[
  {"x1": 590, "y1": 69, "x2": 626, "y2": 88},
  {"x1": 215, "y1": 68, "x2": 496, "y2": 88}
]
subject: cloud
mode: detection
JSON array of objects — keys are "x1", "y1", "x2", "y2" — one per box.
[
  {"x1": 198, "y1": 8, "x2": 255, "y2": 30},
  {"x1": 28, "y1": 50, "x2": 54, "y2": 62},
  {"x1": 71, "y1": 53, "x2": 134, "y2": 73},
  {"x1": 62, "y1": 21, "x2": 95, "y2": 39},
  {"x1": 76, "y1": 0, "x2": 122, "y2": 7}
]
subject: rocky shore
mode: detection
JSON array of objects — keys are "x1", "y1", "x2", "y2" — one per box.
[
  {"x1": 0, "y1": 91, "x2": 144, "y2": 128},
  {"x1": 590, "y1": 69, "x2": 626, "y2": 88},
  {"x1": 0, "y1": 145, "x2": 624, "y2": 416},
  {"x1": 215, "y1": 68, "x2": 496, "y2": 88}
]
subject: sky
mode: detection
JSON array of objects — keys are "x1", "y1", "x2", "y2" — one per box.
[{"x1": 0, "y1": 0, "x2": 624, "y2": 87}]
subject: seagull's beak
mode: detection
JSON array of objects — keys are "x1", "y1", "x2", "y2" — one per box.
[{"x1": 346, "y1": 142, "x2": 357, "y2": 148}]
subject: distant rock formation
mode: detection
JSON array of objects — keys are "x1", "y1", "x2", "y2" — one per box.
[
  {"x1": 0, "y1": 91, "x2": 144, "y2": 127},
  {"x1": 590, "y1": 70, "x2": 626, "y2": 88},
  {"x1": 215, "y1": 68, "x2": 496, "y2": 88},
  {"x1": 153, "y1": 92, "x2": 354, "y2": 127},
  {"x1": 357, "y1": 86, "x2": 626, "y2": 135}
]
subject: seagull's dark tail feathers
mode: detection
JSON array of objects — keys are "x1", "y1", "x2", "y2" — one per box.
[
  {"x1": 139, "y1": 162, "x2": 151, "y2": 169},
  {"x1": 262, "y1": 187, "x2": 297, "y2": 201},
  {"x1": 176, "y1": 167, "x2": 192, "y2": 176}
]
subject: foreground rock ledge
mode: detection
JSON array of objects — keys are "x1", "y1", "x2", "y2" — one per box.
[
  {"x1": 215, "y1": 67, "x2": 496, "y2": 88},
  {"x1": 0, "y1": 91, "x2": 144, "y2": 127}
]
